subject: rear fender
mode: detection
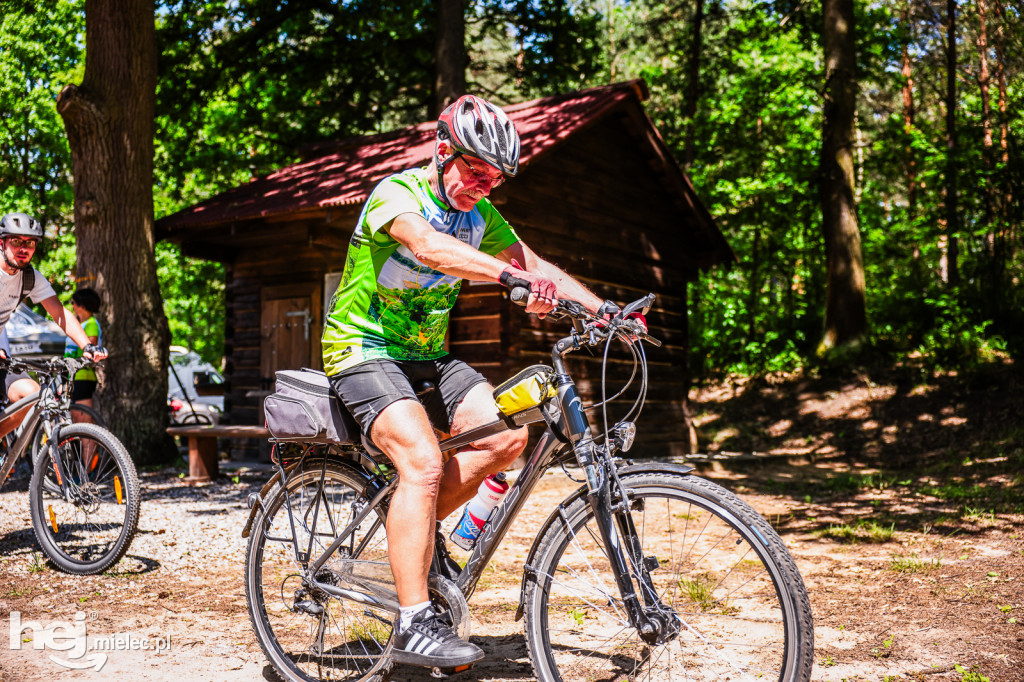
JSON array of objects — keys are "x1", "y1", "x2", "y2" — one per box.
[{"x1": 513, "y1": 460, "x2": 694, "y2": 621}]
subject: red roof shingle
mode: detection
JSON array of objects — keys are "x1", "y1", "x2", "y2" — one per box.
[{"x1": 158, "y1": 81, "x2": 648, "y2": 231}]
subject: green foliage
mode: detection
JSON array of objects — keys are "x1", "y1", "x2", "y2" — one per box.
[
  {"x1": 154, "y1": 0, "x2": 438, "y2": 210},
  {"x1": 8, "y1": 0, "x2": 1024, "y2": 384},
  {"x1": 156, "y1": 243, "x2": 225, "y2": 365},
  {"x1": 0, "y1": 0, "x2": 83, "y2": 230},
  {"x1": 954, "y1": 663, "x2": 991, "y2": 682},
  {"x1": 470, "y1": 0, "x2": 604, "y2": 99}
]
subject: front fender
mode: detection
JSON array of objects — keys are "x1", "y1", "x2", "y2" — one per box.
[{"x1": 513, "y1": 460, "x2": 695, "y2": 621}]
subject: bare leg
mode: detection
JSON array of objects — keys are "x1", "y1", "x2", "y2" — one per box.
[
  {"x1": 369, "y1": 399, "x2": 445, "y2": 607},
  {"x1": 72, "y1": 398, "x2": 97, "y2": 469},
  {"x1": 435, "y1": 383, "x2": 529, "y2": 520},
  {"x1": 371, "y1": 384, "x2": 527, "y2": 605},
  {"x1": 0, "y1": 378, "x2": 40, "y2": 440}
]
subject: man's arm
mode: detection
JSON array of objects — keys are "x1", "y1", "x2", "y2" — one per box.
[
  {"x1": 389, "y1": 213, "x2": 562, "y2": 316},
  {"x1": 388, "y1": 213, "x2": 509, "y2": 283},
  {"x1": 40, "y1": 296, "x2": 91, "y2": 349},
  {"x1": 497, "y1": 242, "x2": 604, "y2": 313}
]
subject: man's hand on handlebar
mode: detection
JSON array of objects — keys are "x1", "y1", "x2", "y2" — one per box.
[
  {"x1": 82, "y1": 344, "x2": 108, "y2": 362},
  {"x1": 500, "y1": 261, "x2": 557, "y2": 318}
]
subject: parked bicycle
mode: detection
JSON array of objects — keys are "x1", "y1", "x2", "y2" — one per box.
[
  {"x1": 242, "y1": 291, "x2": 814, "y2": 681},
  {"x1": 0, "y1": 355, "x2": 140, "y2": 575}
]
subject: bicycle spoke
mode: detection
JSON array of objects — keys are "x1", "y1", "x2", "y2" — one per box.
[
  {"x1": 30, "y1": 425, "x2": 139, "y2": 575},
  {"x1": 247, "y1": 459, "x2": 395, "y2": 681}
]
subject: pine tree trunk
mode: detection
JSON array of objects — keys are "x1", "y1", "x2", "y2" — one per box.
[
  {"x1": 433, "y1": 0, "x2": 465, "y2": 117},
  {"x1": 819, "y1": 0, "x2": 866, "y2": 353},
  {"x1": 993, "y1": 0, "x2": 1008, "y2": 165},
  {"x1": 977, "y1": 0, "x2": 993, "y2": 149},
  {"x1": 901, "y1": 8, "x2": 917, "y2": 216},
  {"x1": 944, "y1": 0, "x2": 960, "y2": 286},
  {"x1": 683, "y1": 0, "x2": 705, "y2": 170},
  {"x1": 992, "y1": 0, "x2": 1011, "y2": 275},
  {"x1": 57, "y1": 0, "x2": 173, "y2": 465}
]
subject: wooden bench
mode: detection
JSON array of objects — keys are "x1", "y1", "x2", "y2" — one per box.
[{"x1": 166, "y1": 425, "x2": 270, "y2": 484}]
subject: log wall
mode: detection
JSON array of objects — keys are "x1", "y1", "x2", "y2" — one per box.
[{"x1": 218, "y1": 113, "x2": 698, "y2": 459}]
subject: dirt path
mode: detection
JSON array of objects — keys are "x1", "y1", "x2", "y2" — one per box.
[
  {"x1": 1, "y1": 365, "x2": 1021, "y2": 681},
  {"x1": 1, "y1": 459, "x2": 1020, "y2": 682}
]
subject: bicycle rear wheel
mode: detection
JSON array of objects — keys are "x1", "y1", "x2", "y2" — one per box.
[
  {"x1": 524, "y1": 471, "x2": 814, "y2": 682},
  {"x1": 245, "y1": 457, "x2": 396, "y2": 682},
  {"x1": 28, "y1": 423, "x2": 140, "y2": 575}
]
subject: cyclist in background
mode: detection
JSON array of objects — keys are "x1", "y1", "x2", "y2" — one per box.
[
  {"x1": 64, "y1": 287, "x2": 103, "y2": 425},
  {"x1": 0, "y1": 213, "x2": 107, "y2": 442}
]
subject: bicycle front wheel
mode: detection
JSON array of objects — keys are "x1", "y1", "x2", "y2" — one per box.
[
  {"x1": 245, "y1": 457, "x2": 395, "y2": 682},
  {"x1": 28, "y1": 423, "x2": 140, "y2": 575},
  {"x1": 524, "y1": 472, "x2": 814, "y2": 682}
]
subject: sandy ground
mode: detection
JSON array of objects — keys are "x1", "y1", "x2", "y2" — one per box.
[{"x1": 1, "y1": 364, "x2": 1021, "y2": 681}]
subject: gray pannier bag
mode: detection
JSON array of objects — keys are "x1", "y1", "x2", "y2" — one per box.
[{"x1": 263, "y1": 369, "x2": 358, "y2": 444}]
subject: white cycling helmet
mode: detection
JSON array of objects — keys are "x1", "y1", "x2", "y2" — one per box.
[{"x1": 0, "y1": 212, "x2": 43, "y2": 240}]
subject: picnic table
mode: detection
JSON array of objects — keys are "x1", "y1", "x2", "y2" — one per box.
[{"x1": 166, "y1": 424, "x2": 270, "y2": 484}]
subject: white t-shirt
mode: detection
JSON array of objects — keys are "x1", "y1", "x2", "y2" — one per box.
[{"x1": 0, "y1": 266, "x2": 57, "y2": 329}]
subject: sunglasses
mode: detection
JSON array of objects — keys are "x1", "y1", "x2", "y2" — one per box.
[
  {"x1": 457, "y1": 156, "x2": 504, "y2": 188},
  {"x1": 7, "y1": 237, "x2": 39, "y2": 249}
]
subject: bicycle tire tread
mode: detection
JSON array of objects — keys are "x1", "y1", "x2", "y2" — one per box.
[{"x1": 524, "y1": 471, "x2": 814, "y2": 682}]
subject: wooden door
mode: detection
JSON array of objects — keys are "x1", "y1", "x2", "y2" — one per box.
[{"x1": 260, "y1": 296, "x2": 312, "y2": 381}]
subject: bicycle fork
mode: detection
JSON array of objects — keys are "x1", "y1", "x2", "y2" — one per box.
[
  {"x1": 576, "y1": 450, "x2": 680, "y2": 644},
  {"x1": 557, "y1": 373, "x2": 680, "y2": 645}
]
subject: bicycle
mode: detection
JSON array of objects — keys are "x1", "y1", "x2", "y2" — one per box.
[
  {"x1": 242, "y1": 290, "x2": 815, "y2": 681},
  {"x1": 0, "y1": 355, "x2": 140, "y2": 575}
]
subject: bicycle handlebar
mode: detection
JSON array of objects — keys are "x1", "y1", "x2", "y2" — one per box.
[
  {"x1": 508, "y1": 285, "x2": 662, "y2": 348},
  {"x1": 0, "y1": 354, "x2": 97, "y2": 376}
]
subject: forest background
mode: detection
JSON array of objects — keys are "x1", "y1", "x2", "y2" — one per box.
[{"x1": 1, "y1": 0, "x2": 1021, "y2": 383}]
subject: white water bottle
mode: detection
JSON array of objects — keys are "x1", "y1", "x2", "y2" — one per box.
[{"x1": 449, "y1": 473, "x2": 509, "y2": 550}]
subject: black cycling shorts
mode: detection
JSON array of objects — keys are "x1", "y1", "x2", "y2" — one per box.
[
  {"x1": 329, "y1": 356, "x2": 487, "y2": 437},
  {"x1": 71, "y1": 380, "x2": 97, "y2": 402}
]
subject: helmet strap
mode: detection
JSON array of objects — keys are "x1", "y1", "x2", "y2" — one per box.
[{"x1": 433, "y1": 147, "x2": 462, "y2": 212}]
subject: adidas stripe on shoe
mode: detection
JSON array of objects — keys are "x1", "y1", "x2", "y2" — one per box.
[{"x1": 391, "y1": 609, "x2": 484, "y2": 668}]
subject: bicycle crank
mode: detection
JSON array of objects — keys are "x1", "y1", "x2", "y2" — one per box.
[{"x1": 427, "y1": 573, "x2": 471, "y2": 640}]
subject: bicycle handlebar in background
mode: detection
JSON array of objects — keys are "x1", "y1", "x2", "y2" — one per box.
[{"x1": 0, "y1": 355, "x2": 98, "y2": 376}]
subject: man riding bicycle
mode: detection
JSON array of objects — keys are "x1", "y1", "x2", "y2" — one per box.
[
  {"x1": 0, "y1": 213, "x2": 107, "y2": 442},
  {"x1": 322, "y1": 95, "x2": 611, "y2": 669}
]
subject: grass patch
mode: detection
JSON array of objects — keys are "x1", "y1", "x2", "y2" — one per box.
[
  {"x1": 350, "y1": 619, "x2": 391, "y2": 644},
  {"x1": 954, "y1": 663, "x2": 991, "y2": 682},
  {"x1": 816, "y1": 519, "x2": 896, "y2": 544},
  {"x1": 962, "y1": 506, "x2": 997, "y2": 524},
  {"x1": 816, "y1": 472, "x2": 902, "y2": 494},
  {"x1": 28, "y1": 553, "x2": 47, "y2": 574},
  {"x1": 678, "y1": 573, "x2": 718, "y2": 611},
  {"x1": 889, "y1": 552, "x2": 941, "y2": 573}
]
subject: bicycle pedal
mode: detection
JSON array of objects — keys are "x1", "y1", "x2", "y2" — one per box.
[{"x1": 430, "y1": 663, "x2": 475, "y2": 678}]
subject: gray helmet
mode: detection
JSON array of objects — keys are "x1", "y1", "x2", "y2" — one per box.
[{"x1": 0, "y1": 213, "x2": 43, "y2": 240}]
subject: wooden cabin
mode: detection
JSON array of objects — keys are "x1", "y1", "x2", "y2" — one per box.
[{"x1": 156, "y1": 80, "x2": 734, "y2": 459}]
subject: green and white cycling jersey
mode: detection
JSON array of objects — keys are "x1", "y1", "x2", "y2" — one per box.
[{"x1": 323, "y1": 167, "x2": 519, "y2": 375}]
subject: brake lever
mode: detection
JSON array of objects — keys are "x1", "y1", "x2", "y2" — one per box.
[{"x1": 620, "y1": 293, "x2": 656, "y2": 319}]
